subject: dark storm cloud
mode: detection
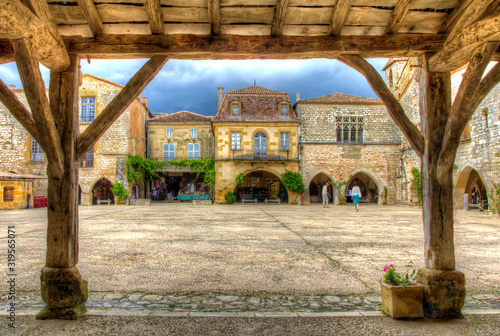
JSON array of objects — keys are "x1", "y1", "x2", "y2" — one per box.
[{"x1": 0, "y1": 58, "x2": 388, "y2": 117}]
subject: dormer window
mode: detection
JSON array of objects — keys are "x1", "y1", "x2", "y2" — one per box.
[
  {"x1": 278, "y1": 101, "x2": 290, "y2": 116},
  {"x1": 230, "y1": 101, "x2": 241, "y2": 116}
]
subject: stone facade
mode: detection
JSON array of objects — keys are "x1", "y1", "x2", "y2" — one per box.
[
  {"x1": 0, "y1": 74, "x2": 149, "y2": 206},
  {"x1": 212, "y1": 85, "x2": 301, "y2": 203},
  {"x1": 0, "y1": 177, "x2": 33, "y2": 210},
  {"x1": 384, "y1": 59, "x2": 500, "y2": 209},
  {"x1": 296, "y1": 93, "x2": 402, "y2": 205}
]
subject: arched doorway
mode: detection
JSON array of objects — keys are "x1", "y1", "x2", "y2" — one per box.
[
  {"x1": 236, "y1": 170, "x2": 287, "y2": 202},
  {"x1": 92, "y1": 177, "x2": 115, "y2": 205},
  {"x1": 455, "y1": 167, "x2": 488, "y2": 209},
  {"x1": 347, "y1": 172, "x2": 379, "y2": 203},
  {"x1": 308, "y1": 173, "x2": 332, "y2": 203}
]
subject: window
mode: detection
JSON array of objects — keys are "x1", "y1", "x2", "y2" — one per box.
[
  {"x1": 166, "y1": 128, "x2": 172, "y2": 138},
  {"x1": 336, "y1": 116, "x2": 364, "y2": 143},
  {"x1": 80, "y1": 97, "x2": 95, "y2": 123},
  {"x1": 79, "y1": 147, "x2": 94, "y2": 168},
  {"x1": 188, "y1": 143, "x2": 200, "y2": 159},
  {"x1": 254, "y1": 131, "x2": 267, "y2": 159},
  {"x1": 280, "y1": 132, "x2": 289, "y2": 151},
  {"x1": 278, "y1": 102, "x2": 289, "y2": 116},
  {"x1": 3, "y1": 187, "x2": 14, "y2": 202},
  {"x1": 231, "y1": 132, "x2": 241, "y2": 150},
  {"x1": 163, "y1": 143, "x2": 175, "y2": 161},
  {"x1": 31, "y1": 139, "x2": 44, "y2": 162},
  {"x1": 231, "y1": 103, "x2": 240, "y2": 116},
  {"x1": 191, "y1": 128, "x2": 197, "y2": 138}
]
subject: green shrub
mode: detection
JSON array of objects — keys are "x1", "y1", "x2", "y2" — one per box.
[
  {"x1": 224, "y1": 191, "x2": 236, "y2": 204},
  {"x1": 111, "y1": 182, "x2": 129, "y2": 202},
  {"x1": 410, "y1": 168, "x2": 422, "y2": 205},
  {"x1": 236, "y1": 173, "x2": 245, "y2": 186}
]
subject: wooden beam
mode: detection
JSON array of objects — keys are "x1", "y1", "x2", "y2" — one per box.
[
  {"x1": 337, "y1": 54, "x2": 425, "y2": 157},
  {"x1": 441, "y1": 0, "x2": 497, "y2": 43},
  {"x1": 76, "y1": 0, "x2": 104, "y2": 37},
  {"x1": 271, "y1": 0, "x2": 290, "y2": 37},
  {"x1": 329, "y1": 0, "x2": 352, "y2": 35},
  {"x1": 0, "y1": 0, "x2": 69, "y2": 71},
  {"x1": 207, "y1": 0, "x2": 221, "y2": 36},
  {"x1": 385, "y1": 0, "x2": 412, "y2": 35},
  {"x1": 76, "y1": 56, "x2": 168, "y2": 160},
  {"x1": 145, "y1": 0, "x2": 164, "y2": 35},
  {"x1": 429, "y1": 14, "x2": 500, "y2": 72},
  {"x1": 39, "y1": 33, "x2": 446, "y2": 60},
  {"x1": 437, "y1": 42, "x2": 499, "y2": 180},
  {"x1": 0, "y1": 79, "x2": 41, "y2": 142},
  {"x1": 12, "y1": 39, "x2": 64, "y2": 177}
]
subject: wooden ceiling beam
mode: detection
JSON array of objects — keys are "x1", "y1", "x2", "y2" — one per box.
[
  {"x1": 385, "y1": 0, "x2": 412, "y2": 35},
  {"x1": 145, "y1": 0, "x2": 164, "y2": 35},
  {"x1": 207, "y1": 0, "x2": 221, "y2": 36},
  {"x1": 271, "y1": 0, "x2": 290, "y2": 37},
  {"x1": 76, "y1": 0, "x2": 104, "y2": 37},
  {"x1": 429, "y1": 14, "x2": 500, "y2": 72},
  {"x1": 329, "y1": 0, "x2": 352, "y2": 36},
  {"x1": 441, "y1": 0, "x2": 498, "y2": 44},
  {"x1": 0, "y1": 0, "x2": 69, "y2": 71},
  {"x1": 22, "y1": 33, "x2": 444, "y2": 60}
]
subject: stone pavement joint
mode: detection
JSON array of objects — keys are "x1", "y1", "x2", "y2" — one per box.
[{"x1": 2, "y1": 291, "x2": 499, "y2": 317}]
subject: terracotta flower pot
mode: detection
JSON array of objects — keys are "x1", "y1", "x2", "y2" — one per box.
[{"x1": 381, "y1": 282, "x2": 424, "y2": 318}]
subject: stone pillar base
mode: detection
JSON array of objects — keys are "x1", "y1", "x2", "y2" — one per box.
[
  {"x1": 416, "y1": 267, "x2": 465, "y2": 319},
  {"x1": 36, "y1": 267, "x2": 88, "y2": 320}
]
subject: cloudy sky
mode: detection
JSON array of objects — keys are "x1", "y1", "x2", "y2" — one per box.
[{"x1": 0, "y1": 58, "x2": 388, "y2": 116}]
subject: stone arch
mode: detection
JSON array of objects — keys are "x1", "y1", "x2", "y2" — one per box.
[
  {"x1": 348, "y1": 169, "x2": 383, "y2": 204},
  {"x1": 90, "y1": 176, "x2": 115, "y2": 205},
  {"x1": 236, "y1": 166, "x2": 288, "y2": 202},
  {"x1": 307, "y1": 170, "x2": 332, "y2": 203},
  {"x1": 455, "y1": 165, "x2": 488, "y2": 210}
]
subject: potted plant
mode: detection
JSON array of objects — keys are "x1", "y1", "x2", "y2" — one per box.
[{"x1": 380, "y1": 262, "x2": 424, "y2": 319}]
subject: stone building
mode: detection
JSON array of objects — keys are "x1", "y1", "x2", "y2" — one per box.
[
  {"x1": 0, "y1": 74, "x2": 150, "y2": 206},
  {"x1": 147, "y1": 110, "x2": 214, "y2": 200},
  {"x1": 212, "y1": 85, "x2": 301, "y2": 204},
  {"x1": 384, "y1": 59, "x2": 500, "y2": 209},
  {"x1": 295, "y1": 92, "x2": 402, "y2": 205}
]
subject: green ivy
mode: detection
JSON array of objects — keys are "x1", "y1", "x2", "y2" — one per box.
[
  {"x1": 166, "y1": 157, "x2": 215, "y2": 192},
  {"x1": 125, "y1": 154, "x2": 165, "y2": 185},
  {"x1": 411, "y1": 168, "x2": 423, "y2": 205},
  {"x1": 236, "y1": 173, "x2": 245, "y2": 186},
  {"x1": 489, "y1": 182, "x2": 500, "y2": 214},
  {"x1": 281, "y1": 169, "x2": 305, "y2": 194},
  {"x1": 224, "y1": 190, "x2": 236, "y2": 204}
]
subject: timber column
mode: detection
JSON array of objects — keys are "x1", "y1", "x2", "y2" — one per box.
[
  {"x1": 37, "y1": 55, "x2": 88, "y2": 320},
  {"x1": 416, "y1": 60, "x2": 465, "y2": 319}
]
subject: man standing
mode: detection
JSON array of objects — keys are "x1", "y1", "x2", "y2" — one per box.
[{"x1": 322, "y1": 182, "x2": 331, "y2": 208}]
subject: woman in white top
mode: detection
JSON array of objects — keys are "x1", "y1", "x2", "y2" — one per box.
[
  {"x1": 352, "y1": 181, "x2": 362, "y2": 212},
  {"x1": 322, "y1": 182, "x2": 330, "y2": 208}
]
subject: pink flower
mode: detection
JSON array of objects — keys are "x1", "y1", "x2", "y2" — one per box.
[
  {"x1": 383, "y1": 267, "x2": 387, "y2": 272},
  {"x1": 389, "y1": 264, "x2": 393, "y2": 268}
]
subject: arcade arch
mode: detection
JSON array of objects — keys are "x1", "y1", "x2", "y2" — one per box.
[
  {"x1": 236, "y1": 170, "x2": 288, "y2": 202},
  {"x1": 308, "y1": 172, "x2": 332, "y2": 203},
  {"x1": 91, "y1": 177, "x2": 115, "y2": 205},
  {"x1": 347, "y1": 171, "x2": 381, "y2": 204},
  {"x1": 455, "y1": 166, "x2": 488, "y2": 209}
]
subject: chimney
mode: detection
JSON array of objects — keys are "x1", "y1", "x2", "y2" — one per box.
[
  {"x1": 296, "y1": 92, "x2": 300, "y2": 101},
  {"x1": 217, "y1": 87, "x2": 223, "y2": 110}
]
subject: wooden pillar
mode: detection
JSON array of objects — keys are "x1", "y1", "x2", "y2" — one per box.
[
  {"x1": 416, "y1": 58, "x2": 465, "y2": 319},
  {"x1": 37, "y1": 55, "x2": 88, "y2": 320}
]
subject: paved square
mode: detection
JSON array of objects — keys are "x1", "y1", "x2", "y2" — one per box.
[{"x1": 0, "y1": 204, "x2": 499, "y2": 296}]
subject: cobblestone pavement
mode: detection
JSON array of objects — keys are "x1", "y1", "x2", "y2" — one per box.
[{"x1": 1, "y1": 203, "x2": 499, "y2": 317}]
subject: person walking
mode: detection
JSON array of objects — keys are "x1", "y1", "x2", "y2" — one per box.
[
  {"x1": 352, "y1": 181, "x2": 362, "y2": 212},
  {"x1": 322, "y1": 182, "x2": 330, "y2": 208}
]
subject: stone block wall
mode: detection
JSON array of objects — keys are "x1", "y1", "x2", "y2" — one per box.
[{"x1": 0, "y1": 180, "x2": 33, "y2": 210}]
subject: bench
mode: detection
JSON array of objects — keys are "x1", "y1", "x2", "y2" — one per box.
[
  {"x1": 97, "y1": 199, "x2": 111, "y2": 205},
  {"x1": 241, "y1": 198, "x2": 257, "y2": 204},
  {"x1": 359, "y1": 198, "x2": 370, "y2": 203},
  {"x1": 265, "y1": 198, "x2": 281, "y2": 204},
  {"x1": 468, "y1": 203, "x2": 483, "y2": 210}
]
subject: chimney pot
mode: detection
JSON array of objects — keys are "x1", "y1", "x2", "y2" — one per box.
[
  {"x1": 296, "y1": 92, "x2": 300, "y2": 101},
  {"x1": 217, "y1": 87, "x2": 223, "y2": 110}
]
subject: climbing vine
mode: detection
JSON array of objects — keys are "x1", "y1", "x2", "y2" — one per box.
[
  {"x1": 330, "y1": 177, "x2": 350, "y2": 205},
  {"x1": 410, "y1": 168, "x2": 422, "y2": 205},
  {"x1": 166, "y1": 157, "x2": 215, "y2": 192},
  {"x1": 281, "y1": 170, "x2": 305, "y2": 194},
  {"x1": 235, "y1": 173, "x2": 245, "y2": 186},
  {"x1": 489, "y1": 182, "x2": 500, "y2": 214}
]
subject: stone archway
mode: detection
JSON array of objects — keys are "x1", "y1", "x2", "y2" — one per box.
[
  {"x1": 237, "y1": 170, "x2": 288, "y2": 202},
  {"x1": 91, "y1": 177, "x2": 115, "y2": 205},
  {"x1": 455, "y1": 166, "x2": 488, "y2": 210},
  {"x1": 308, "y1": 172, "x2": 332, "y2": 203},
  {"x1": 348, "y1": 170, "x2": 381, "y2": 204}
]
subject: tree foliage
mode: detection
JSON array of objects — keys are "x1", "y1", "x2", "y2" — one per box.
[
  {"x1": 111, "y1": 182, "x2": 129, "y2": 202},
  {"x1": 166, "y1": 157, "x2": 215, "y2": 191},
  {"x1": 224, "y1": 190, "x2": 236, "y2": 204}
]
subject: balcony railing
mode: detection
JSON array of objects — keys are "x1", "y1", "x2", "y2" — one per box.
[
  {"x1": 231, "y1": 151, "x2": 295, "y2": 162},
  {"x1": 150, "y1": 155, "x2": 211, "y2": 162}
]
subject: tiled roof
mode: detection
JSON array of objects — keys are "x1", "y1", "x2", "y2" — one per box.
[
  {"x1": 82, "y1": 73, "x2": 124, "y2": 88},
  {"x1": 213, "y1": 85, "x2": 300, "y2": 123},
  {"x1": 296, "y1": 92, "x2": 382, "y2": 104},
  {"x1": 227, "y1": 85, "x2": 287, "y2": 95},
  {"x1": 149, "y1": 110, "x2": 213, "y2": 122}
]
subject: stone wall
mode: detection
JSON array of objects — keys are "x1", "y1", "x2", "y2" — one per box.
[{"x1": 0, "y1": 180, "x2": 33, "y2": 210}]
